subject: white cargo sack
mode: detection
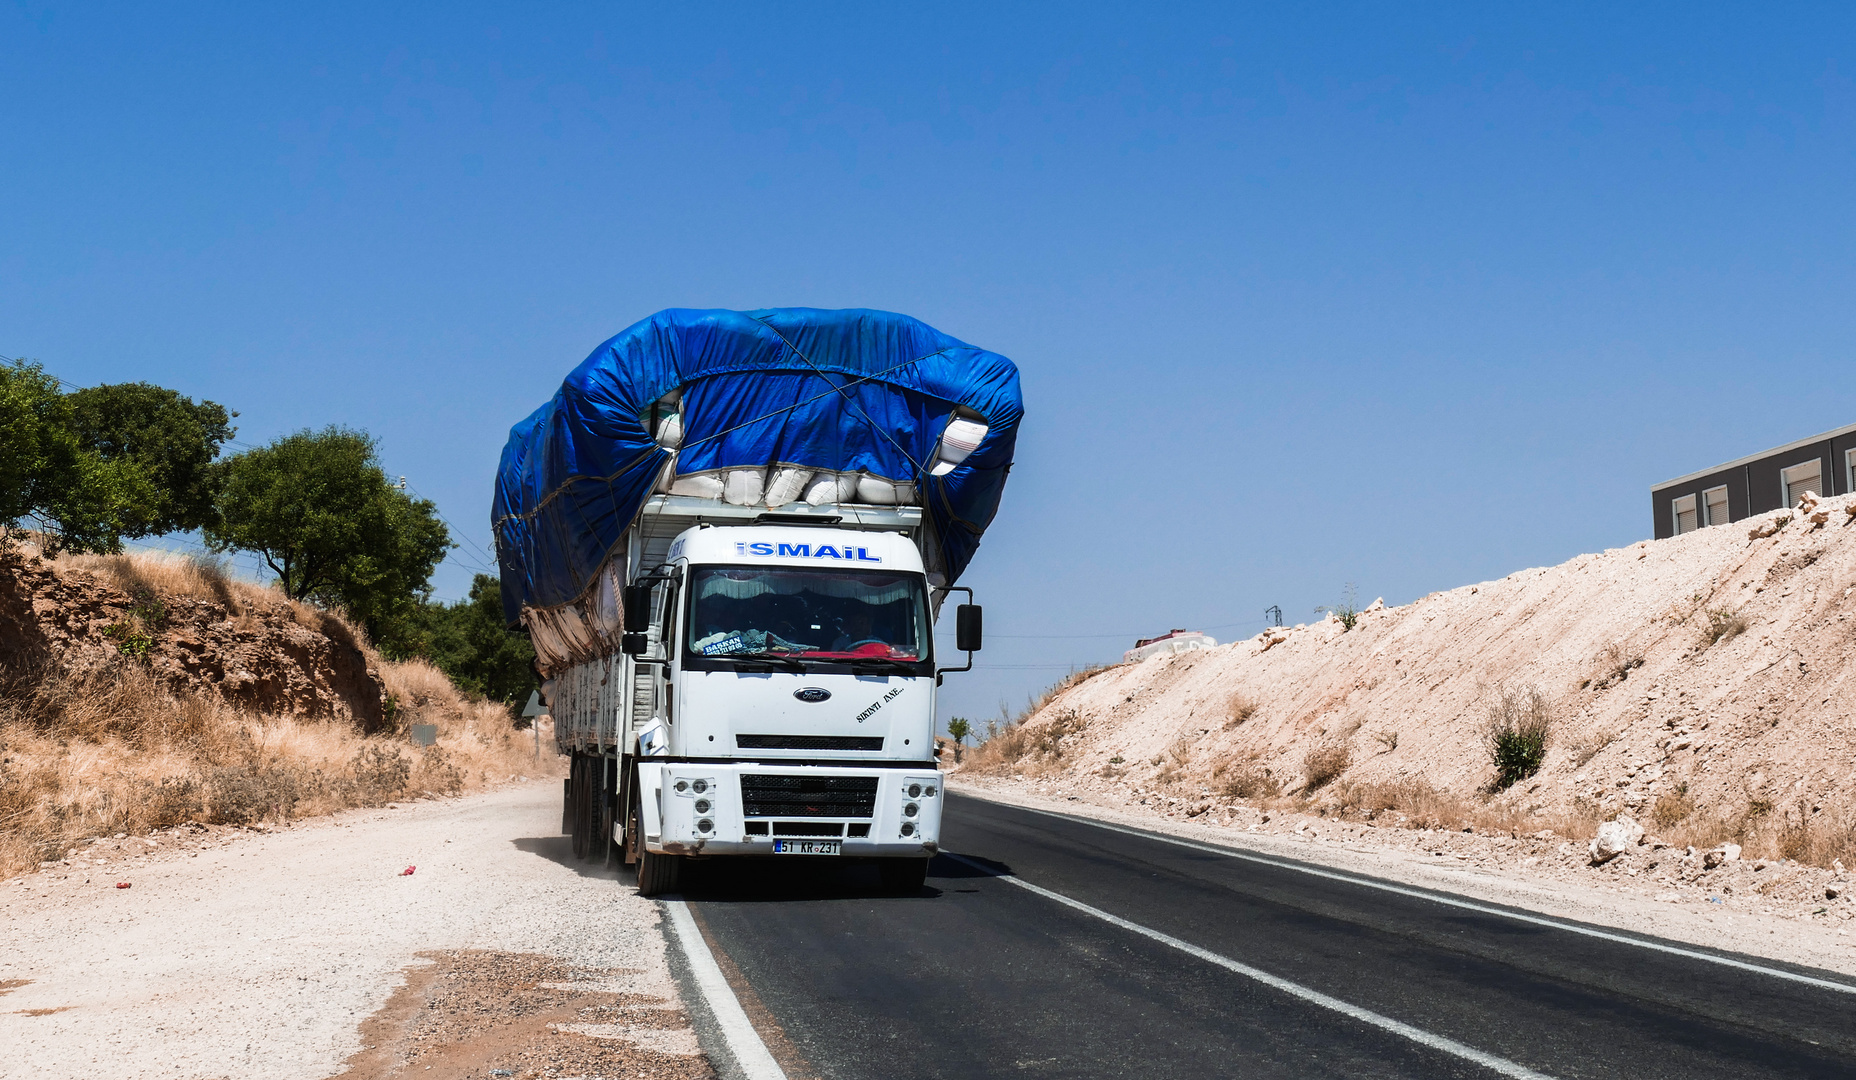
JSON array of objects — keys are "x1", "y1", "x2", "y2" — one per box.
[
  {"x1": 723, "y1": 468, "x2": 766, "y2": 506},
  {"x1": 654, "y1": 410, "x2": 683, "y2": 449},
  {"x1": 856, "y1": 476, "x2": 916, "y2": 505},
  {"x1": 804, "y1": 471, "x2": 858, "y2": 506},
  {"x1": 669, "y1": 473, "x2": 725, "y2": 499},
  {"x1": 763, "y1": 467, "x2": 814, "y2": 508}
]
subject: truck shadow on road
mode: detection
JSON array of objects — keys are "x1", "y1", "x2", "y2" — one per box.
[
  {"x1": 509, "y1": 837, "x2": 1015, "y2": 899},
  {"x1": 510, "y1": 836, "x2": 630, "y2": 881},
  {"x1": 672, "y1": 851, "x2": 1012, "y2": 904}
]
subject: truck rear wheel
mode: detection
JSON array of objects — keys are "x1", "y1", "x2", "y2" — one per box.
[
  {"x1": 568, "y1": 754, "x2": 590, "y2": 859},
  {"x1": 878, "y1": 858, "x2": 928, "y2": 894},
  {"x1": 636, "y1": 850, "x2": 682, "y2": 897}
]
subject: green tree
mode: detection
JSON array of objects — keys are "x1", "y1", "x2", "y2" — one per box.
[
  {"x1": 407, "y1": 574, "x2": 538, "y2": 720},
  {"x1": 207, "y1": 427, "x2": 452, "y2": 645},
  {"x1": 68, "y1": 382, "x2": 235, "y2": 537},
  {"x1": 946, "y1": 717, "x2": 972, "y2": 745},
  {"x1": 0, "y1": 359, "x2": 148, "y2": 552}
]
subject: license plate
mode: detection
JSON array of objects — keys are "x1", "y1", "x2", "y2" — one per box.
[{"x1": 772, "y1": 839, "x2": 841, "y2": 855}]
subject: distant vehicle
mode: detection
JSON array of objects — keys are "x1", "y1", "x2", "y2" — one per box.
[
  {"x1": 1125, "y1": 629, "x2": 1217, "y2": 663},
  {"x1": 494, "y1": 309, "x2": 1022, "y2": 896}
]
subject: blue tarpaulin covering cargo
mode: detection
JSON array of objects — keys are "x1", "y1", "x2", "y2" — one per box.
[{"x1": 493, "y1": 308, "x2": 1023, "y2": 627}]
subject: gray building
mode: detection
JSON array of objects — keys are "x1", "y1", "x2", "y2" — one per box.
[{"x1": 1651, "y1": 423, "x2": 1856, "y2": 539}]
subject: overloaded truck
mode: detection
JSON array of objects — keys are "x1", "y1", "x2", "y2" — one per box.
[{"x1": 493, "y1": 308, "x2": 1023, "y2": 896}]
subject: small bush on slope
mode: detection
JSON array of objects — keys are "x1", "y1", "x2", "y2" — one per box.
[
  {"x1": 1486, "y1": 685, "x2": 1551, "y2": 790},
  {"x1": 1302, "y1": 744, "x2": 1351, "y2": 791}
]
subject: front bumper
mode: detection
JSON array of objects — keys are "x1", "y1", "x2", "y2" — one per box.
[{"x1": 634, "y1": 761, "x2": 942, "y2": 858}]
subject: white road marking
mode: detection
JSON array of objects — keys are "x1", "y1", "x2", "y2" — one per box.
[
  {"x1": 663, "y1": 899, "x2": 788, "y2": 1080},
  {"x1": 994, "y1": 799, "x2": 1856, "y2": 996},
  {"x1": 947, "y1": 853, "x2": 1557, "y2": 1080}
]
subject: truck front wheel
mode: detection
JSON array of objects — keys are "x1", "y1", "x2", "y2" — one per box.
[{"x1": 636, "y1": 850, "x2": 683, "y2": 897}]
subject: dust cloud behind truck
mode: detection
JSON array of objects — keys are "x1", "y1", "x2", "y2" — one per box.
[{"x1": 493, "y1": 308, "x2": 1022, "y2": 895}]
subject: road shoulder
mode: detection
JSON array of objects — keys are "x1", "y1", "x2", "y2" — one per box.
[{"x1": 950, "y1": 774, "x2": 1856, "y2": 979}]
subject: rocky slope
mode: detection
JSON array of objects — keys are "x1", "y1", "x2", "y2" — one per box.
[
  {"x1": 967, "y1": 492, "x2": 1856, "y2": 865},
  {"x1": 0, "y1": 547, "x2": 387, "y2": 730}
]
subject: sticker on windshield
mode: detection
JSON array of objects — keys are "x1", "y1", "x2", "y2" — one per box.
[{"x1": 696, "y1": 629, "x2": 816, "y2": 656}]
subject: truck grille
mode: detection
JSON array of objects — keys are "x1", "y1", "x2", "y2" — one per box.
[
  {"x1": 740, "y1": 774, "x2": 879, "y2": 818},
  {"x1": 771, "y1": 822, "x2": 844, "y2": 837},
  {"x1": 736, "y1": 735, "x2": 884, "y2": 751}
]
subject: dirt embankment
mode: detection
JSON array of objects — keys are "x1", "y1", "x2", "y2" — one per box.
[
  {"x1": 966, "y1": 492, "x2": 1856, "y2": 869},
  {"x1": 0, "y1": 547, "x2": 388, "y2": 729},
  {"x1": 0, "y1": 546, "x2": 558, "y2": 878}
]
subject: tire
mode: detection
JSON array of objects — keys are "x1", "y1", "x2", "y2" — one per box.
[
  {"x1": 623, "y1": 777, "x2": 643, "y2": 867},
  {"x1": 878, "y1": 858, "x2": 928, "y2": 894},
  {"x1": 636, "y1": 850, "x2": 683, "y2": 897},
  {"x1": 568, "y1": 754, "x2": 589, "y2": 859}
]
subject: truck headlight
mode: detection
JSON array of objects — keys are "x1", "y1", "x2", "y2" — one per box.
[
  {"x1": 900, "y1": 822, "x2": 916, "y2": 837},
  {"x1": 674, "y1": 779, "x2": 689, "y2": 794},
  {"x1": 903, "y1": 802, "x2": 919, "y2": 818},
  {"x1": 695, "y1": 798, "x2": 712, "y2": 815},
  {"x1": 692, "y1": 779, "x2": 709, "y2": 794},
  {"x1": 697, "y1": 818, "x2": 714, "y2": 834},
  {"x1": 907, "y1": 782, "x2": 923, "y2": 799}
]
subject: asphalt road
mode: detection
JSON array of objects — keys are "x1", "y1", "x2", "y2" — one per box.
[{"x1": 679, "y1": 791, "x2": 1856, "y2": 1080}]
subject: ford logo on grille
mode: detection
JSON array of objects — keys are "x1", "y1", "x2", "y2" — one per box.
[{"x1": 794, "y1": 687, "x2": 831, "y2": 703}]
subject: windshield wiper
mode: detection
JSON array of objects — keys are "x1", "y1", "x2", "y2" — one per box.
[
  {"x1": 724, "y1": 651, "x2": 806, "y2": 671},
  {"x1": 849, "y1": 657, "x2": 920, "y2": 675}
]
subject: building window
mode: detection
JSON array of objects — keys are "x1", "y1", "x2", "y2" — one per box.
[
  {"x1": 1847, "y1": 449, "x2": 1856, "y2": 495},
  {"x1": 1702, "y1": 485, "x2": 1730, "y2": 527},
  {"x1": 1673, "y1": 493, "x2": 1699, "y2": 535},
  {"x1": 1781, "y1": 460, "x2": 1823, "y2": 507}
]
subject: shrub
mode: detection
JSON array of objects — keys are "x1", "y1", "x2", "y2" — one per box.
[
  {"x1": 414, "y1": 744, "x2": 465, "y2": 796},
  {"x1": 1486, "y1": 685, "x2": 1551, "y2": 789},
  {"x1": 1372, "y1": 729, "x2": 1399, "y2": 752},
  {"x1": 1588, "y1": 643, "x2": 1643, "y2": 691},
  {"x1": 346, "y1": 745, "x2": 411, "y2": 806},
  {"x1": 1224, "y1": 695, "x2": 1259, "y2": 730},
  {"x1": 1302, "y1": 744, "x2": 1351, "y2": 791},
  {"x1": 1700, "y1": 608, "x2": 1748, "y2": 648},
  {"x1": 205, "y1": 765, "x2": 301, "y2": 825},
  {"x1": 1651, "y1": 784, "x2": 1694, "y2": 829},
  {"x1": 1213, "y1": 763, "x2": 1281, "y2": 800}
]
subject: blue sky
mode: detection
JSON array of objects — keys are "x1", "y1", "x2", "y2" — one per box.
[{"x1": 6, "y1": 3, "x2": 1856, "y2": 725}]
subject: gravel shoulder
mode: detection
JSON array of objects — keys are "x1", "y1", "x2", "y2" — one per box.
[
  {"x1": 0, "y1": 781, "x2": 699, "y2": 1080},
  {"x1": 952, "y1": 774, "x2": 1856, "y2": 980}
]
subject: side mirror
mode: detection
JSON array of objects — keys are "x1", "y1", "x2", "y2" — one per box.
[
  {"x1": 956, "y1": 604, "x2": 983, "y2": 653},
  {"x1": 623, "y1": 584, "x2": 652, "y2": 630},
  {"x1": 621, "y1": 632, "x2": 649, "y2": 656}
]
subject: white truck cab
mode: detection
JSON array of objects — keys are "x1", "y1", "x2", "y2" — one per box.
[{"x1": 551, "y1": 497, "x2": 981, "y2": 895}]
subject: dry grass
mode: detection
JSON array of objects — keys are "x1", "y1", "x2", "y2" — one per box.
[
  {"x1": 1651, "y1": 784, "x2": 1695, "y2": 830},
  {"x1": 1223, "y1": 694, "x2": 1259, "y2": 730},
  {"x1": 1325, "y1": 777, "x2": 1604, "y2": 839},
  {"x1": 1153, "y1": 736, "x2": 1194, "y2": 786},
  {"x1": 0, "y1": 550, "x2": 558, "y2": 879},
  {"x1": 1210, "y1": 757, "x2": 1281, "y2": 799},
  {"x1": 0, "y1": 658, "x2": 548, "y2": 877},
  {"x1": 963, "y1": 666, "x2": 1115, "y2": 775},
  {"x1": 1583, "y1": 642, "x2": 1644, "y2": 691},
  {"x1": 47, "y1": 548, "x2": 303, "y2": 618},
  {"x1": 1645, "y1": 798, "x2": 1856, "y2": 868},
  {"x1": 1301, "y1": 744, "x2": 1352, "y2": 791},
  {"x1": 965, "y1": 708, "x2": 1089, "y2": 776},
  {"x1": 1699, "y1": 608, "x2": 1749, "y2": 648}
]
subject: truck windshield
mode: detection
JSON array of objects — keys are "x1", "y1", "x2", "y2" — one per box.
[{"x1": 686, "y1": 566, "x2": 930, "y2": 662}]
